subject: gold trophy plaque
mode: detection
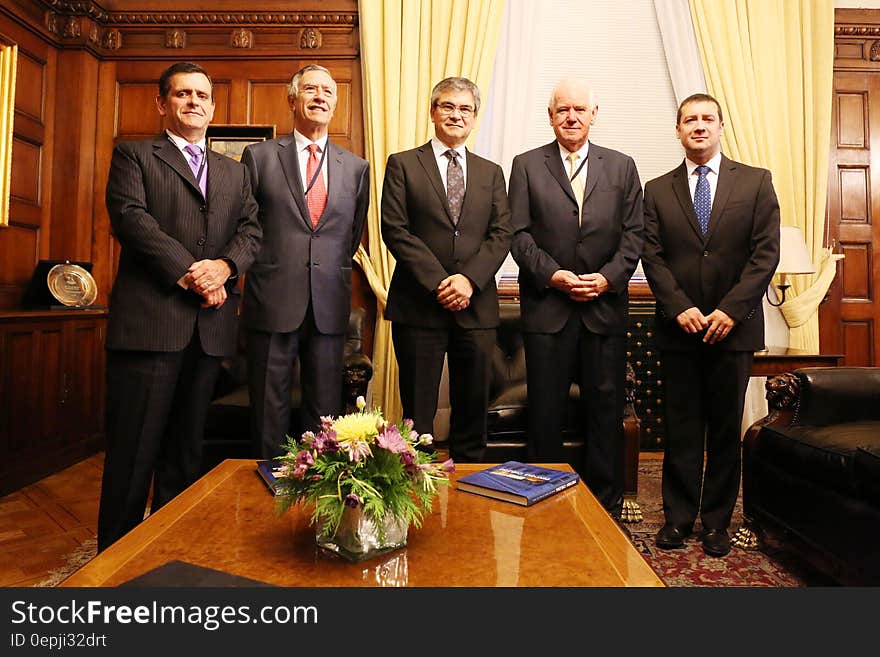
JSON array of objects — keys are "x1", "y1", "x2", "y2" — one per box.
[{"x1": 47, "y1": 262, "x2": 97, "y2": 307}]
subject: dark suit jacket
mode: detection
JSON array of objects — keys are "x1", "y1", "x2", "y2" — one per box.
[
  {"x1": 240, "y1": 136, "x2": 370, "y2": 335},
  {"x1": 641, "y1": 155, "x2": 780, "y2": 351},
  {"x1": 509, "y1": 141, "x2": 644, "y2": 335},
  {"x1": 105, "y1": 136, "x2": 261, "y2": 356},
  {"x1": 381, "y1": 142, "x2": 512, "y2": 328}
]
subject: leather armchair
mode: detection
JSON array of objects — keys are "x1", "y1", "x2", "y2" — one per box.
[
  {"x1": 738, "y1": 367, "x2": 880, "y2": 584},
  {"x1": 201, "y1": 307, "x2": 373, "y2": 473}
]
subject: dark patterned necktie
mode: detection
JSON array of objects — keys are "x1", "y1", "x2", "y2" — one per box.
[
  {"x1": 694, "y1": 165, "x2": 711, "y2": 235},
  {"x1": 183, "y1": 144, "x2": 206, "y2": 197},
  {"x1": 444, "y1": 149, "x2": 464, "y2": 224}
]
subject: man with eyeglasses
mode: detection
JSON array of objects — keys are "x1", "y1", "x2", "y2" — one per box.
[
  {"x1": 381, "y1": 76, "x2": 512, "y2": 463},
  {"x1": 240, "y1": 64, "x2": 370, "y2": 458},
  {"x1": 509, "y1": 78, "x2": 643, "y2": 519}
]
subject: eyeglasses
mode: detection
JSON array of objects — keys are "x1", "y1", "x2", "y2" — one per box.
[{"x1": 434, "y1": 102, "x2": 475, "y2": 118}]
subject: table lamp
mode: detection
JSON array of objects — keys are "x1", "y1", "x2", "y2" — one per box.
[{"x1": 767, "y1": 226, "x2": 815, "y2": 307}]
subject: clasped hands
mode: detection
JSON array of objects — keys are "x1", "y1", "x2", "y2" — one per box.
[
  {"x1": 549, "y1": 270, "x2": 608, "y2": 302},
  {"x1": 437, "y1": 273, "x2": 473, "y2": 312},
  {"x1": 185, "y1": 259, "x2": 233, "y2": 308},
  {"x1": 676, "y1": 307, "x2": 735, "y2": 344}
]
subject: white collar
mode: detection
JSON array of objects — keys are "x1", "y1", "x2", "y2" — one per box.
[
  {"x1": 165, "y1": 130, "x2": 206, "y2": 153},
  {"x1": 558, "y1": 141, "x2": 590, "y2": 163},
  {"x1": 685, "y1": 151, "x2": 722, "y2": 176},
  {"x1": 431, "y1": 137, "x2": 466, "y2": 161},
  {"x1": 294, "y1": 130, "x2": 329, "y2": 152}
]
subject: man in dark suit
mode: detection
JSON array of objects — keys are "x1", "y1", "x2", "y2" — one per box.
[
  {"x1": 642, "y1": 93, "x2": 780, "y2": 557},
  {"x1": 509, "y1": 78, "x2": 643, "y2": 518},
  {"x1": 381, "y1": 76, "x2": 512, "y2": 463},
  {"x1": 98, "y1": 62, "x2": 261, "y2": 551},
  {"x1": 241, "y1": 65, "x2": 370, "y2": 459}
]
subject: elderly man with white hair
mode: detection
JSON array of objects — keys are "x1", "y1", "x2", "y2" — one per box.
[{"x1": 509, "y1": 78, "x2": 644, "y2": 519}]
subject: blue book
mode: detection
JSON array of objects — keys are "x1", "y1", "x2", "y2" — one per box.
[
  {"x1": 456, "y1": 461, "x2": 580, "y2": 506},
  {"x1": 256, "y1": 460, "x2": 285, "y2": 496}
]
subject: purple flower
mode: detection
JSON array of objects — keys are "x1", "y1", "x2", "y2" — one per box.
[
  {"x1": 296, "y1": 451, "x2": 314, "y2": 467},
  {"x1": 345, "y1": 493, "x2": 362, "y2": 508},
  {"x1": 312, "y1": 432, "x2": 339, "y2": 455},
  {"x1": 376, "y1": 425, "x2": 408, "y2": 454},
  {"x1": 441, "y1": 458, "x2": 455, "y2": 473}
]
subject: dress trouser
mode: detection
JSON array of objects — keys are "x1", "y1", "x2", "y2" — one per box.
[
  {"x1": 660, "y1": 347, "x2": 753, "y2": 531},
  {"x1": 523, "y1": 313, "x2": 626, "y2": 515},
  {"x1": 392, "y1": 322, "x2": 494, "y2": 463},
  {"x1": 98, "y1": 329, "x2": 220, "y2": 552},
  {"x1": 246, "y1": 304, "x2": 345, "y2": 459}
]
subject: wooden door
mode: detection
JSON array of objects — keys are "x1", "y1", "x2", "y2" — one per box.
[{"x1": 823, "y1": 14, "x2": 880, "y2": 366}]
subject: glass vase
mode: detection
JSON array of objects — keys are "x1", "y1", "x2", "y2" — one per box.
[{"x1": 315, "y1": 506, "x2": 409, "y2": 562}]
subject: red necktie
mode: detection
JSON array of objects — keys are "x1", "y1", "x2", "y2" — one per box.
[{"x1": 306, "y1": 144, "x2": 327, "y2": 229}]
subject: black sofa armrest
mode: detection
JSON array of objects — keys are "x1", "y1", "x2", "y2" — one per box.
[{"x1": 788, "y1": 367, "x2": 880, "y2": 426}]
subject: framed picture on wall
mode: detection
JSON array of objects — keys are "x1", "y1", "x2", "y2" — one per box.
[{"x1": 206, "y1": 124, "x2": 276, "y2": 162}]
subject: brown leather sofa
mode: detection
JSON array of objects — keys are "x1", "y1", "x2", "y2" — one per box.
[
  {"x1": 201, "y1": 307, "x2": 373, "y2": 473},
  {"x1": 739, "y1": 367, "x2": 880, "y2": 584},
  {"x1": 485, "y1": 302, "x2": 643, "y2": 521}
]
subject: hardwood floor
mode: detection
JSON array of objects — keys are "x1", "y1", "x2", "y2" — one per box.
[{"x1": 0, "y1": 453, "x2": 103, "y2": 586}]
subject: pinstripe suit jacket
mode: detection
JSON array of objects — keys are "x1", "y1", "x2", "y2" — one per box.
[{"x1": 104, "y1": 136, "x2": 261, "y2": 356}]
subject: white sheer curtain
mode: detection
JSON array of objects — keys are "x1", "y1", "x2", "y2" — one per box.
[
  {"x1": 653, "y1": 0, "x2": 708, "y2": 104},
  {"x1": 654, "y1": 0, "x2": 787, "y2": 432}
]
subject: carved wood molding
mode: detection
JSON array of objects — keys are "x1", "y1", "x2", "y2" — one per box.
[
  {"x1": 836, "y1": 25, "x2": 880, "y2": 37},
  {"x1": 37, "y1": 1, "x2": 357, "y2": 26}
]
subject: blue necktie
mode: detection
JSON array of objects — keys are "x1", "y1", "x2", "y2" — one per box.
[{"x1": 694, "y1": 165, "x2": 711, "y2": 235}]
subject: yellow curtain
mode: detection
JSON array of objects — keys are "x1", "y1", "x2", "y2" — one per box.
[
  {"x1": 689, "y1": 0, "x2": 835, "y2": 350},
  {"x1": 356, "y1": 0, "x2": 505, "y2": 420}
]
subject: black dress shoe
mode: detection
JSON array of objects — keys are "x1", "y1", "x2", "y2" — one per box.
[
  {"x1": 702, "y1": 528, "x2": 731, "y2": 557},
  {"x1": 655, "y1": 524, "x2": 688, "y2": 549}
]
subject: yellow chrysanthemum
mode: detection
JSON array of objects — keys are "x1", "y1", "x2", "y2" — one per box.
[{"x1": 332, "y1": 411, "x2": 381, "y2": 447}]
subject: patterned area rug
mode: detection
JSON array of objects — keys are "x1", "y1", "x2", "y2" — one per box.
[{"x1": 629, "y1": 459, "x2": 834, "y2": 587}]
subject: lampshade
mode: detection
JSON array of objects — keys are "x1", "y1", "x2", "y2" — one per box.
[{"x1": 777, "y1": 226, "x2": 815, "y2": 275}]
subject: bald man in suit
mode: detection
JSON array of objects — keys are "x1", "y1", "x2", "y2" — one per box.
[
  {"x1": 509, "y1": 78, "x2": 643, "y2": 518},
  {"x1": 99, "y1": 62, "x2": 261, "y2": 551},
  {"x1": 642, "y1": 93, "x2": 780, "y2": 557},
  {"x1": 382, "y1": 76, "x2": 512, "y2": 463},
  {"x1": 241, "y1": 65, "x2": 370, "y2": 459}
]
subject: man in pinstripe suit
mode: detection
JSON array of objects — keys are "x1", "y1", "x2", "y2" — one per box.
[{"x1": 97, "y1": 62, "x2": 261, "y2": 551}]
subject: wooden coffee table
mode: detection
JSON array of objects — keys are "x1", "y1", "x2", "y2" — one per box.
[{"x1": 61, "y1": 460, "x2": 663, "y2": 587}]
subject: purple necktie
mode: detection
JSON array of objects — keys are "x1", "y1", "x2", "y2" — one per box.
[{"x1": 184, "y1": 144, "x2": 206, "y2": 197}]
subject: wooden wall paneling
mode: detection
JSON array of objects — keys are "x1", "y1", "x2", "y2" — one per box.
[
  {"x1": 92, "y1": 60, "x2": 117, "y2": 307},
  {"x1": 0, "y1": 311, "x2": 107, "y2": 496},
  {"x1": 0, "y1": 13, "x2": 56, "y2": 311},
  {"x1": 50, "y1": 49, "x2": 99, "y2": 263},
  {"x1": 824, "y1": 12, "x2": 880, "y2": 367}
]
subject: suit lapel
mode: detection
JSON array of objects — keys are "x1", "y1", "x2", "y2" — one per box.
[
  {"x1": 205, "y1": 149, "x2": 228, "y2": 206},
  {"x1": 153, "y1": 138, "x2": 203, "y2": 198},
  {"x1": 459, "y1": 149, "x2": 481, "y2": 225},
  {"x1": 671, "y1": 161, "x2": 704, "y2": 240},
  {"x1": 581, "y1": 144, "x2": 601, "y2": 205},
  {"x1": 320, "y1": 141, "x2": 345, "y2": 228},
  {"x1": 276, "y1": 135, "x2": 312, "y2": 229},
  {"x1": 543, "y1": 142, "x2": 577, "y2": 206},
  {"x1": 417, "y1": 142, "x2": 454, "y2": 223},
  {"x1": 705, "y1": 155, "x2": 736, "y2": 241}
]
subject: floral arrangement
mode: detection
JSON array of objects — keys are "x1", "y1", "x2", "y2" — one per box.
[{"x1": 274, "y1": 397, "x2": 454, "y2": 536}]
